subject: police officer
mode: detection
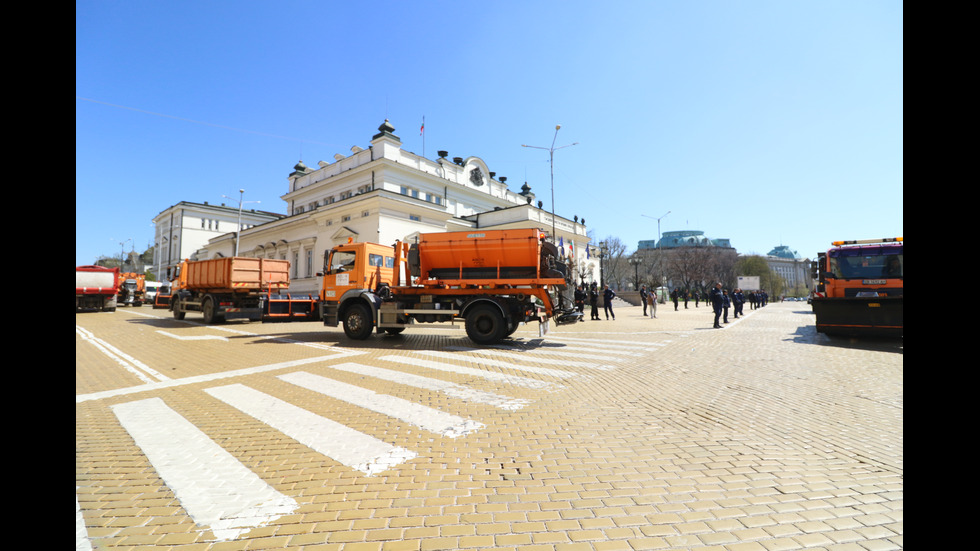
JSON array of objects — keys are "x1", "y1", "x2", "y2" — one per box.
[
  {"x1": 589, "y1": 282, "x2": 600, "y2": 320},
  {"x1": 709, "y1": 282, "x2": 724, "y2": 328}
]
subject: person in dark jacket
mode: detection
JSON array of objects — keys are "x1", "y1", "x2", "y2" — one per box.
[
  {"x1": 709, "y1": 282, "x2": 724, "y2": 328},
  {"x1": 722, "y1": 289, "x2": 731, "y2": 324},
  {"x1": 732, "y1": 288, "x2": 744, "y2": 318},
  {"x1": 589, "y1": 282, "x2": 600, "y2": 320},
  {"x1": 603, "y1": 285, "x2": 616, "y2": 320}
]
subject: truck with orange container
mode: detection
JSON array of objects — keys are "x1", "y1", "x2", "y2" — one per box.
[
  {"x1": 810, "y1": 237, "x2": 903, "y2": 337},
  {"x1": 169, "y1": 257, "x2": 290, "y2": 323},
  {"x1": 319, "y1": 229, "x2": 579, "y2": 344},
  {"x1": 117, "y1": 272, "x2": 146, "y2": 307},
  {"x1": 76, "y1": 265, "x2": 119, "y2": 312}
]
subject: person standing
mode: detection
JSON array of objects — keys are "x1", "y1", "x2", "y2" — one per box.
[
  {"x1": 732, "y1": 288, "x2": 744, "y2": 318},
  {"x1": 640, "y1": 285, "x2": 649, "y2": 316},
  {"x1": 709, "y1": 282, "x2": 724, "y2": 328},
  {"x1": 649, "y1": 287, "x2": 658, "y2": 318},
  {"x1": 671, "y1": 288, "x2": 679, "y2": 311},
  {"x1": 722, "y1": 289, "x2": 731, "y2": 324},
  {"x1": 603, "y1": 284, "x2": 616, "y2": 320},
  {"x1": 683, "y1": 289, "x2": 689, "y2": 309},
  {"x1": 589, "y1": 282, "x2": 600, "y2": 320},
  {"x1": 574, "y1": 284, "x2": 586, "y2": 317}
]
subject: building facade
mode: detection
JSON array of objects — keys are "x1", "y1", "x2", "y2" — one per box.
[
  {"x1": 765, "y1": 245, "x2": 811, "y2": 296},
  {"x1": 156, "y1": 120, "x2": 593, "y2": 295},
  {"x1": 151, "y1": 201, "x2": 284, "y2": 280}
]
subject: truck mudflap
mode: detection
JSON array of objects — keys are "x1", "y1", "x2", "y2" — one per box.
[{"x1": 811, "y1": 296, "x2": 903, "y2": 337}]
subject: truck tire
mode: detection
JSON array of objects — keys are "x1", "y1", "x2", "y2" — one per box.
[
  {"x1": 202, "y1": 296, "x2": 220, "y2": 324},
  {"x1": 172, "y1": 297, "x2": 185, "y2": 320},
  {"x1": 465, "y1": 304, "x2": 507, "y2": 344},
  {"x1": 343, "y1": 303, "x2": 374, "y2": 340}
]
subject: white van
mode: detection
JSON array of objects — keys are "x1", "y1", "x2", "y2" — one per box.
[{"x1": 145, "y1": 281, "x2": 164, "y2": 302}]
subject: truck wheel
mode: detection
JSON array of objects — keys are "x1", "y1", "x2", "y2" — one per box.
[
  {"x1": 202, "y1": 297, "x2": 218, "y2": 324},
  {"x1": 172, "y1": 298, "x2": 185, "y2": 320},
  {"x1": 343, "y1": 303, "x2": 374, "y2": 340},
  {"x1": 465, "y1": 304, "x2": 506, "y2": 344}
]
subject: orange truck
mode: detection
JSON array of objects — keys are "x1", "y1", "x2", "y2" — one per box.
[
  {"x1": 117, "y1": 272, "x2": 146, "y2": 307},
  {"x1": 76, "y1": 265, "x2": 119, "y2": 312},
  {"x1": 810, "y1": 237, "x2": 903, "y2": 337},
  {"x1": 319, "y1": 229, "x2": 579, "y2": 344},
  {"x1": 169, "y1": 257, "x2": 290, "y2": 323}
]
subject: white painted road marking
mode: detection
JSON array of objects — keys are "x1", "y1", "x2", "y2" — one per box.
[
  {"x1": 379, "y1": 355, "x2": 561, "y2": 391},
  {"x1": 157, "y1": 330, "x2": 229, "y2": 341},
  {"x1": 76, "y1": 353, "x2": 361, "y2": 404},
  {"x1": 110, "y1": 397, "x2": 298, "y2": 541},
  {"x1": 279, "y1": 371, "x2": 484, "y2": 438},
  {"x1": 204, "y1": 384, "x2": 416, "y2": 476},
  {"x1": 76, "y1": 325, "x2": 171, "y2": 383},
  {"x1": 327, "y1": 362, "x2": 530, "y2": 410},
  {"x1": 413, "y1": 349, "x2": 582, "y2": 379}
]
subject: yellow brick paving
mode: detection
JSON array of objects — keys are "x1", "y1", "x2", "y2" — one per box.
[{"x1": 76, "y1": 302, "x2": 902, "y2": 550}]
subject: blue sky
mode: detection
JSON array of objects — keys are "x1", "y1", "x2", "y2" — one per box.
[{"x1": 76, "y1": 1, "x2": 902, "y2": 267}]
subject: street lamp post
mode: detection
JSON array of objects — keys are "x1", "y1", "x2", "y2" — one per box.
[
  {"x1": 628, "y1": 256, "x2": 643, "y2": 290},
  {"x1": 112, "y1": 238, "x2": 132, "y2": 270},
  {"x1": 642, "y1": 211, "x2": 670, "y2": 290},
  {"x1": 598, "y1": 241, "x2": 608, "y2": 288},
  {"x1": 522, "y1": 125, "x2": 578, "y2": 243},
  {"x1": 223, "y1": 189, "x2": 260, "y2": 257}
]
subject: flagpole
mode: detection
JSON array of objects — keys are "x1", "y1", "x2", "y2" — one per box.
[{"x1": 421, "y1": 116, "x2": 425, "y2": 158}]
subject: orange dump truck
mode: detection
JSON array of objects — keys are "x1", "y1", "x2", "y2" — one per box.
[
  {"x1": 810, "y1": 237, "x2": 903, "y2": 337},
  {"x1": 117, "y1": 272, "x2": 146, "y2": 307},
  {"x1": 319, "y1": 229, "x2": 578, "y2": 344},
  {"x1": 169, "y1": 257, "x2": 290, "y2": 323}
]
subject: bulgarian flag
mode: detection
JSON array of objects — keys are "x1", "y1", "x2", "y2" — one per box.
[{"x1": 420, "y1": 117, "x2": 425, "y2": 135}]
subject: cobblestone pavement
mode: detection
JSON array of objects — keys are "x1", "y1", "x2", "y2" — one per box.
[{"x1": 76, "y1": 301, "x2": 903, "y2": 550}]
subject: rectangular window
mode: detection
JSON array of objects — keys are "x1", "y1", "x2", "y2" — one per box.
[{"x1": 368, "y1": 254, "x2": 383, "y2": 267}]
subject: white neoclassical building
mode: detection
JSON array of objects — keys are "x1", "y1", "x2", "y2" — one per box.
[
  {"x1": 153, "y1": 120, "x2": 596, "y2": 295},
  {"x1": 151, "y1": 201, "x2": 284, "y2": 280}
]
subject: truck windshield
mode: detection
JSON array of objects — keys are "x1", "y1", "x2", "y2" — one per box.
[
  {"x1": 829, "y1": 247, "x2": 903, "y2": 279},
  {"x1": 329, "y1": 251, "x2": 357, "y2": 273}
]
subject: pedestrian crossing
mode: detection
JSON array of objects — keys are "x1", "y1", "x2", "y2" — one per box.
[{"x1": 78, "y1": 332, "x2": 669, "y2": 545}]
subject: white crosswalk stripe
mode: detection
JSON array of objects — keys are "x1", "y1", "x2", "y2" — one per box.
[
  {"x1": 110, "y1": 397, "x2": 298, "y2": 541},
  {"x1": 279, "y1": 371, "x2": 484, "y2": 438},
  {"x1": 204, "y1": 383, "x2": 417, "y2": 476},
  {"x1": 379, "y1": 354, "x2": 561, "y2": 391},
  {"x1": 327, "y1": 362, "x2": 530, "y2": 410},
  {"x1": 409, "y1": 350, "x2": 582, "y2": 379}
]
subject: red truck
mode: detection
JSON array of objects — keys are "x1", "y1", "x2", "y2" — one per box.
[{"x1": 76, "y1": 265, "x2": 119, "y2": 312}]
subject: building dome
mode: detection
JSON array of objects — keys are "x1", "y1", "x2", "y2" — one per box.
[{"x1": 767, "y1": 245, "x2": 800, "y2": 259}]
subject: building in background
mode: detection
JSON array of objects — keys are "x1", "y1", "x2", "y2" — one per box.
[
  {"x1": 153, "y1": 121, "x2": 593, "y2": 294},
  {"x1": 765, "y1": 245, "x2": 811, "y2": 296},
  {"x1": 151, "y1": 201, "x2": 283, "y2": 280}
]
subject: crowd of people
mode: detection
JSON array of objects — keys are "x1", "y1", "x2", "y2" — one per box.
[{"x1": 572, "y1": 283, "x2": 769, "y2": 328}]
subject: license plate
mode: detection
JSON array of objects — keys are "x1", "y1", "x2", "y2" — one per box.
[{"x1": 863, "y1": 279, "x2": 886, "y2": 285}]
